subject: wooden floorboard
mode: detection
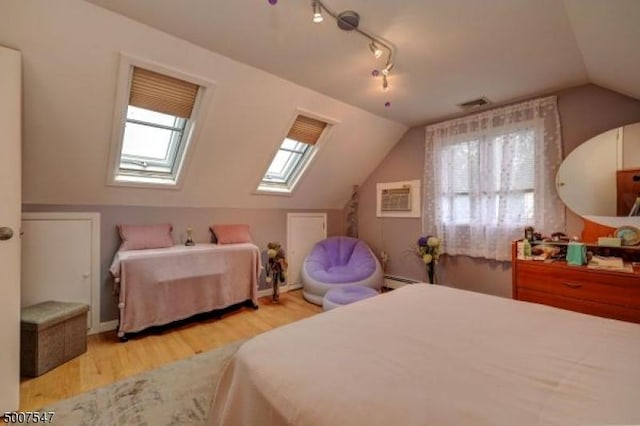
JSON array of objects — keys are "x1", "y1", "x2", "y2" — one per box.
[{"x1": 19, "y1": 290, "x2": 322, "y2": 411}]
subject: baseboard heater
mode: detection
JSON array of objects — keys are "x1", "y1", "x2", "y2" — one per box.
[{"x1": 383, "y1": 274, "x2": 420, "y2": 289}]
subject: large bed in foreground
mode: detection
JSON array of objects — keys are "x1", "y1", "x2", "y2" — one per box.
[{"x1": 210, "y1": 284, "x2": 640, "y2": 425}]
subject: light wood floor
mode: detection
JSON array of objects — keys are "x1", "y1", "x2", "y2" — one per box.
[{"x1": 20, "y1": 290, "x2": 322, "y2": 410}]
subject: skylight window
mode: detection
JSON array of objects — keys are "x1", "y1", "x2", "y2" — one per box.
[
  {"x1": 258, "y1": 115, "x2": 329, "y2": 194},
  {"x1": 120, "y1": 106, "x2": 187, "y2": 174},
  {"x1": 108, "y1": 59, "x2": 213, "y2": 188},
  {"x1": 263, "y1": 139, "x2": 311, "y2": 184}
]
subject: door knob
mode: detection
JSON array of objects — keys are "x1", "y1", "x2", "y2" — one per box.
[{"x1": 0, "y1": 227, "x2": 14, "y2": 241}]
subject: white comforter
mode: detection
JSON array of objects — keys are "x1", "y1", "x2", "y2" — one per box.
[{"x1": 210, "y1": 284, "x2": 640, "y2": 426}]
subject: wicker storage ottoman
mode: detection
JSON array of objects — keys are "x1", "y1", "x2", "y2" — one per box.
[{"x1": 20, "y1": 301, "x2": 89, "y2": 377}]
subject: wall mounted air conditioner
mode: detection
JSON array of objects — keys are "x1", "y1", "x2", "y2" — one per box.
[{"x1": 376, "y1": 179, "x2": 421, "y2": 218}]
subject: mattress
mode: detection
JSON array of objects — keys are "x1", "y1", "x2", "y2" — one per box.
[{"x1": 210, "y1": 284, "x2": 640, "y2": 425}]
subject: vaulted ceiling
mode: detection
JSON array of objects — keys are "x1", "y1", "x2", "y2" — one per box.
[
  {"x1": 2, "y1": 0, "x2": 639, "y2": 210},
  {"x1": 0, "y1": 0, "x2": 406, "y2": 209},
  {"x1": 85, "y1": 0, "x2": 640, "y2": 126}
]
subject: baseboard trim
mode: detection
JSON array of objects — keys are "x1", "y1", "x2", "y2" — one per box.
[
  {"x1": 258, "y1": 284, "x2": 298, "y2": 298},
  {"x1": 383, "y1": 274, "x2": 420, "y2": 289},
  {"x1": 257, "y1": 289, "x2": 273, "y2": 298},
  {"x1": 98, "y1": 320, "x2": 119, "y2": 333}
]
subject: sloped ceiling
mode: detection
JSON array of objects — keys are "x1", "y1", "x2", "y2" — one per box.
[
  {"x1": 563, "y1": 0, "x2": 640, "y2": 102},
  {"x1": 0, "y1": 0, "x2": 406, "y2": 210},
  {"x1": 83, "y1": 0, "x2": 640, "y2": 126},
  {"x1": 2, "y1": 0, "x2": 639, "y2": 210}
]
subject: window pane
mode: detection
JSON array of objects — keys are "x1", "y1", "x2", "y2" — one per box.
[
  {"x1": 122, "y1": 121, "x2": 179, "y2": 161},
  {"x1": 442, "y1": 140, "x2": 478, "y2": 194},
  {"x1": 263, "y1": 138, "x2": 311, "y2": 185},
  {"x1": 499, "y1": 192, "x2": 535, "y2": 224},
  {"x1": 265, "y1": 150, "x2": 303, "y2": 182},
  {"x1": 509, "y1": 131, "x2": 535, "y2": 190},
  {"x1": 438, "y1": 129, "x2": 536, "y2": 226},
  {"x1": 267, "y1": 150, "x2": 294, "y2": 177},
  {"x1": 126, "y1": 106, "x2": 184, "y2": 128},
  {"x1": 281, "y1": 138, "x2": 308, "y2": 152},
  {"x1": 442, "y1": 195, "x2": 470, "y2": 224},
  {"x1": 524, "y1": 192, "x2": 534, "y2": 222}
]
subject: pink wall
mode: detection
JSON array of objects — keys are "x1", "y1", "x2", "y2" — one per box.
[
  {"x1": 23, "y1": 204, "x2": 343, "y2": 322},
  {"x1": 357, "y1": 84, "x2": 640, "y2": 297}
]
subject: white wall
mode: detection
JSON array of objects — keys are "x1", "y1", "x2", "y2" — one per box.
[{"x1": 0, "y1": 0, "x2": 407, "y2": 210}]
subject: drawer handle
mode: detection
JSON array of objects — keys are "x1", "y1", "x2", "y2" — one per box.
[{"x1": 562, "y1": 282, "x2": 582, "y2": 289}]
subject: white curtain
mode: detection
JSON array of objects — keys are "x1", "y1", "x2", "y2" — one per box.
[{"x1": 422, "y1": 96, "x2": 564, "y2": 261}]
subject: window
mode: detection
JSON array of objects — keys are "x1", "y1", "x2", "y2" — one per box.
[
  {"x1": 440, "y1": 129, "x2": 535, "y2": 226},
  {"x1": 119, "y1": 106, "x2": 188, "y2": 176},
  {"x1": 108, "y1": 60, "x2": 212, "y2": 187},
  {"x1": 423, "y1": 96, "x2": 564, "y2": 261},
  {"x1": 258, "y1": 114, "x2": 328, "y2": 194}
]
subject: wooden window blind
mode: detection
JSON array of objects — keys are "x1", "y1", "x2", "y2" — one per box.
[
  {"x1": 287, "y1": 115, "x2": 327, "y2": 145},
  {"x1": 129, "y1": 67, "x2": 199, "y2": 118}
]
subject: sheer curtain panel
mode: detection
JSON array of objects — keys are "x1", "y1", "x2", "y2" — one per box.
[{"x1": 422, "y1": 96, "x2": 564, "y2": 261}]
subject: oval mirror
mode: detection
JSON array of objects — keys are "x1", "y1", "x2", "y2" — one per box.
[{"x1": 557, "y1": 122, "x2": 640, "y2": 227}]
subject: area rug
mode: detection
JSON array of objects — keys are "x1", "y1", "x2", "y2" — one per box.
[{"x1": 40, "y1": 340, "x2": 244, "y2": 426}]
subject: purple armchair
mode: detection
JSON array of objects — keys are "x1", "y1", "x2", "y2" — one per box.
[{"x1": 302, "y1": 236, "x2": 382, "y2": 305}]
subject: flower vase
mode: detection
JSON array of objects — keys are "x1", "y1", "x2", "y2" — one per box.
[
  {"x1": 272, "y1": 274, "x2": 280, "y2": 302},
  {"x1": 427, "y1": 263, "x2": 436, "y2": 285}
]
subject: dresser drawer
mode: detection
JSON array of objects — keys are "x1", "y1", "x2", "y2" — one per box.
[
  {"x1": 518, "y1": 288, "x2": 640, "y2": 323},
  {"x1": 516, "y1": 262, "x2": 640, "y2": 310}
]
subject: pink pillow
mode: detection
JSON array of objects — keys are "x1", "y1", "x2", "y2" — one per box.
[
  {"x1": 118, "y1": 223, "x2": 174, "y2": 251},
  {"x1": 210, "y1": 224, "x2": 252, "y2": 244}
]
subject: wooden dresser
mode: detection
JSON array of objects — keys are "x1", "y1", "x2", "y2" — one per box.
[{"x1": 512, "y1": 243, "x2": 640, "y2": 323}]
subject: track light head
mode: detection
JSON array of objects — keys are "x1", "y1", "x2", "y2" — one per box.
[
  {"x1": 369, "y1": 42, "x2": 383, "y2": 59},
  {"x1": 381, "y1": 62, "x2": 394, "y2": 76},
  {"x1": 312, "y1": 1, "x2": 324, "y2": 23},
  {"x1": 382, "y1": 75, "x2": 389, "y2": 91}
]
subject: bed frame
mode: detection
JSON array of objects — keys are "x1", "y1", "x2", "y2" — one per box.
[{"x1": 110, "y1": 243, "x2": 261, "y2": 341}]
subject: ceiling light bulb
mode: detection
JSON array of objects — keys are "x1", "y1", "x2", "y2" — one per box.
[
  {"x1": 312, "y1": 2, "x2": 324, "y2": 23},
  {"x1": 382, "y1": 62, "x2": 394, "y2": 76},
  {"x1": 369, "y1": 42, "x2": 383, "y2": 59},
  {"x1": 382, "y1": 75, "x2": 389, "y2": 91}
]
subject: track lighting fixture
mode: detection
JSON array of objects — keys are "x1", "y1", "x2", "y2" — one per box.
[
  {"x1": 312, "y1": 1, "x2": 324, "y2": 23},
  {"x1": 309, "y1": 0, "x2": 395, "y2": 92}
]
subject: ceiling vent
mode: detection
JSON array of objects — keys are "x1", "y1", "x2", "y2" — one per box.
[{"x1": 458, "y1": 97, "x2": 491, "y2": 110}]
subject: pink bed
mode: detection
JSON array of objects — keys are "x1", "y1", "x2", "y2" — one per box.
[
  {"x1": 109, "y1": 243, "x2": 260, "y2": 338},
  {"x1": 210, "y1": 284, "x2": 640, "y2": 425}
]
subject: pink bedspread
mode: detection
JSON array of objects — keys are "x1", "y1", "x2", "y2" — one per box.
[{"x1": 110, "y1": 243, "x2": 260, "y2": 335}]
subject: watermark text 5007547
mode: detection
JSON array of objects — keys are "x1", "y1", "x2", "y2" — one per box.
[{"x1": 2, "y1": 411, "x2": 55, "y2": 424}]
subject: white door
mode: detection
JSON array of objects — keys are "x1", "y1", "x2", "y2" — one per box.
[
  {"x1": 287, "y1": 213, "x2": 327, "y2": 290},
  {"x1": 21, "y1": 217, "x2": 94, "y2": 330},
  {"x1": 0, "y1": 46, "x2": 21, "y2": 412}
]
